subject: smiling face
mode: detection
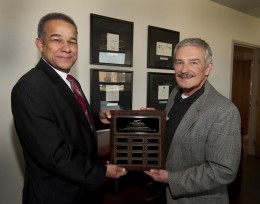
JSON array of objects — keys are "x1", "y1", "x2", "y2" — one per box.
[
  {"x1": 35, "y1": 19, "x2": 78, "y2": 73},
  {"x1": 174, "y1": 45, "x2": 212, "y2": 96}
]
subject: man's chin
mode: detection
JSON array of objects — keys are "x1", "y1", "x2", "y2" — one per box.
[
  {"x1": 177, "y1": 80, "x2": 191, "y2": 87},
  {"x1": 55, "y1": 65, "x2": 72, "y2": 72}
]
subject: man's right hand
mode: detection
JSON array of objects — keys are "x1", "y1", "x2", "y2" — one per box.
[
  {"x1": 105, "y1": 162, "x2": 127, "y2": 179},
  {"x1": 99, "y1": 109, "x2": 111, "y2": 124}
]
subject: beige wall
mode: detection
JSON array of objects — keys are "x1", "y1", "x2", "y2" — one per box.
[{"x1": 1, "y1": 0, "x2": 260, "y2": 203}]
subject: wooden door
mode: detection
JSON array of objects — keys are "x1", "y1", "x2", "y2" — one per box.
[
  {"x1": 249, "y1": 48, "x2": 260, "y2": 158},
  {"x1": 231, "y1": 59, "x2": 252, "y2": 135},
  {"x1": 255, "y1": 70, "x2": 260, "y2": 157}
]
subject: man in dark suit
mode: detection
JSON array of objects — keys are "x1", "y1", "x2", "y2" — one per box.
[
  {"x1": 144, "y1": 38, "x2": 241, "y2": 203},
  {"x1": 11, "y1": 13, "x2": 126, "y2": 204}
]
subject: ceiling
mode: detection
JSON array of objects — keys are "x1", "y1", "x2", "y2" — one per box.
[{"x1": 211, "y1": 0, "x2": 260, "y2": 19}]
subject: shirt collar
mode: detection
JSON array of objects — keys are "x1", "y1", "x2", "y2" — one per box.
[{"x1": 42, "y1": 58, "x2": 71, "y2": 88}]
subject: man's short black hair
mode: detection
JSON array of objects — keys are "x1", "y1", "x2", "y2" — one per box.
[{"x1": 37, "y1": 12, "x2": 77, "y2": 39}]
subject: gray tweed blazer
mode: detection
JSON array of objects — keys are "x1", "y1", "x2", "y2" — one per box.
[{"x1": 165, "y1": 81, "x2": 241, "y2": 204}]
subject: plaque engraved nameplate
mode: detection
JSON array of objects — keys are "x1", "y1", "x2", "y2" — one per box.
[{"x1": 110, "y1": 110, "x2": 166, "y2": 171}]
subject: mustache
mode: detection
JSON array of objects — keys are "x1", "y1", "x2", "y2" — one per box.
[{"x1": 177, "y1": 73, "x2": 194, "y2": 78}]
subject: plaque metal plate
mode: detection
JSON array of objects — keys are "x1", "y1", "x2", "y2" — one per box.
[{"x1": 110, "y1": 110, "x2": 166, "y2": 171}]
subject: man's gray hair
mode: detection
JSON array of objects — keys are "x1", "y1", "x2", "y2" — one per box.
[{"x1": 173, "y1": 38, "x2": 213, "y2": 67}]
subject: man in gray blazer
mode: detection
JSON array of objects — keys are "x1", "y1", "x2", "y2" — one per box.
[{"x1": 145, "y1": 38, "x2": 241, "y2": 204}]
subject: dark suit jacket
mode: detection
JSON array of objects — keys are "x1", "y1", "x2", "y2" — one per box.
[
  {"x1": 165, "y1": 81, "x2": 241, "y2": 204},
  {"x1": 11, "y1": 59, "x2": 106, "y2": 204}
]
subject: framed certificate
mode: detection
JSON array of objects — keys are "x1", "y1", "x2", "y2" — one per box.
[
  {"x1": 147, "y1": 26, "x2": 179, "y2": 69},
  {"x1": 90, "y1": 13, "x2": 134, "y2": 67},
  {"x1": 90, "y1": 69, "x2": 133, "y2": 130},
  {"x1": 147, "y1": 72, "x2": 177, "y2": 110}
]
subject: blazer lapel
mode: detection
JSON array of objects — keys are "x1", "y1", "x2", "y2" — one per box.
[
  {"x1": 37, "y1": 59, "x2": 95, "y2": 133},
  {"x1": 166, "y1": 104, "x2": 199, "y2": 159},
  {"x1": 166, "y1": 82, "x2": 210, "y2": 158},
  {"x1": 58, "y1": 80, "x2": 95, "y2": 133}
]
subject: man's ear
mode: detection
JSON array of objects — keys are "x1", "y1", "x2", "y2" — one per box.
[
  {"x1": 205, "y1": 63, "x2": 213, "y2": 76},
  {"x1": 35, "y1": 38, "x2": 44, "y2": 52}
]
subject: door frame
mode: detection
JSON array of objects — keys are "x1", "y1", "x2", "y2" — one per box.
[{"x1": 231, "y1": 40, "x2": 260, "y2": 157}]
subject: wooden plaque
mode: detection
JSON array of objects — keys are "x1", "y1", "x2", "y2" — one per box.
[{"x1": 110, "y1": 110, "x2": 166, "y2": 171}]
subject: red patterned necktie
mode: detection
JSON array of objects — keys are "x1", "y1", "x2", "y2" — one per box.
[{"x1": 66, "y1": 74, "x2": 93, "y2": 129}]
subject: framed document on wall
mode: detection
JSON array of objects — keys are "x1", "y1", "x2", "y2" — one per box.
[
  {"x1": 147, "y1": 26, "x2": 180, "y2": 69},
  {"x1": 90, "y1": 14, "x2": 134, "y2": 67},
  {"x1": 147, "y1": 72, "x2": 177, "y2": 110},
  {"x1": 90, "y1": 69, "x2": 133, "y2": 129}
]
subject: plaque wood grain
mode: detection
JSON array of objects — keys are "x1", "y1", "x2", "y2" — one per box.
[{"x1": 110, "y1": 110, "x2": 166, "y2": 171}]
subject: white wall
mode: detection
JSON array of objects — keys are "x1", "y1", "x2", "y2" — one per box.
[{"x1": 1, "y1": 0, "x2": 260, "y2": 203}]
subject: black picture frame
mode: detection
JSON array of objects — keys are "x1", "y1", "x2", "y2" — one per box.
[
  {"x1": 147, "y1": 26, "x2": 180, "y2": 69},
  {"x1": 90, "y1": 69, "x2": 133, "y2": 130},
  {"x1": 147, "y1": 72, "x2": 177, "y2": 110},
  {"x1": 90, "y1": 13, "x2": 134, "y2": 67}
]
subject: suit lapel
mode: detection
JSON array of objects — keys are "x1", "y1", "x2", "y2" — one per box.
[
  {"x1": 57, "y1": 78, "x2": 95, "y2": 133},
  {"x1": 37, "y1": 59, "x2": 95, "y2": 133},
  {"x1": 166, "y1": 82, "x2": 210, "y2": 158},
  {"x1": 166, "y1": 104, "x2": 199, "y2": 159}
]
